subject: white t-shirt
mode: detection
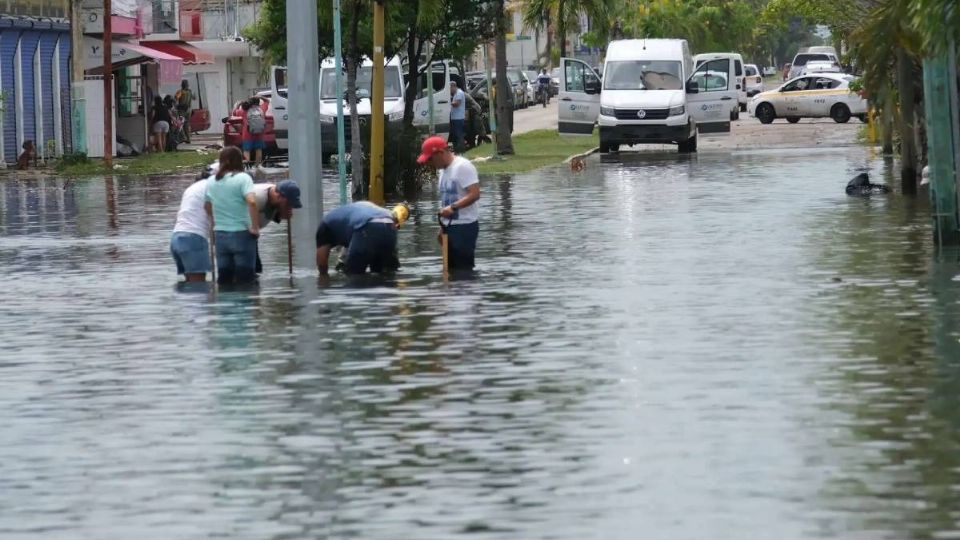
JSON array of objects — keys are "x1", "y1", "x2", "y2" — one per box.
[
  {"x1": 438, "y1": 156, "x2": 479, "y2": 225},
  {"x1": 172, "y1": 179, "x2": 211, "y2": 240}
]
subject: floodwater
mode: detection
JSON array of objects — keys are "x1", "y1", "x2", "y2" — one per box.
[{"x1": 2, "y1": 146, "x2": 960, "y2": 540}]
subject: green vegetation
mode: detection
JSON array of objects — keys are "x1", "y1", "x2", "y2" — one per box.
[
  {"x1": 56, "y1": 151, "x2": 214, "y2": 178},
  {"x1": 464, "y1": 129, "x2": 597, "y2": 174}
]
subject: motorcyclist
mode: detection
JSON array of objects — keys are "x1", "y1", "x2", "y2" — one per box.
[{"x1": 536, "y1": 68, "x2": 552, "y2": 105}]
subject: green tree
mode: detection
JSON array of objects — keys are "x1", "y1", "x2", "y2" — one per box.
[{"x1": 523, "y1": 0, "x2": 616, "y2": 59}]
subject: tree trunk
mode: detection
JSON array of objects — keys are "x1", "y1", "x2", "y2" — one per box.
[
  {"x1": 896, "y1": 47, "x2": 918, "y2": 194},
  {"x1": 557, "y1": 1, "x2": 566, "y2": 59},
  {"x1": 348, "y1": 0, "x2": 364, "y2": 199},
  {"x1": 396, "y1": 30, "x2": 423, "y2": 194},
  {"x1": 495, "y1": 8, "x2": 514, "y2": 155}
]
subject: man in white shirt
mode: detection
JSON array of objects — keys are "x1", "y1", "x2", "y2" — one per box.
[{"x1": 417, "y1": 136, "x2": 481, "y2": 271}]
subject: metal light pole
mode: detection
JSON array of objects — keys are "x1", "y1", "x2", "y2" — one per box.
[
  {"x1": 426, "y1": 41, "x2": 435, "y2": 134},
  {"x1": 103, "y1": 0, "x2": 113, "y2": 166},
  {"x1": 368, "y1": 0, "x2": 385, "y2": 205},
  {"x1": 333, "y1": 0, "x2": 347, "y2": 205},
  {"x1": 286, "y1": 0, "x2": 324, "y2": 268}
]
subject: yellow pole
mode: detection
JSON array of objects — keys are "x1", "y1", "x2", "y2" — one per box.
[{"x1": 369, "y1": 0, "x2": 386, "y2": 205}]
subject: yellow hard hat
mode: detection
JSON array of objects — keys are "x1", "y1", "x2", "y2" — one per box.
[{"x1": 391, "y1": 202, "x2": 410, "y2": 226}]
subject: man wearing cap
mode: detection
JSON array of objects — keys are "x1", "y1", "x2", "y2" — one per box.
[
  {"x1": 316, "y1": 201, "x2": 410, "y2": 275},
  {"x1": 417, "y1": 136, "x2": 480, "y2": 272},
  {"x1": 250, "y1": 179, "x2": 302, "y2": 273}
]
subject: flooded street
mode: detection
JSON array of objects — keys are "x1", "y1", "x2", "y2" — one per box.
[{"x1": 4, "y1": 144, "x2": 960, "y2": 539}]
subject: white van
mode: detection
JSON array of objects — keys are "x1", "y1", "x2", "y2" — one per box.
[
  {"x1": 788, "y1": 51, "x2": 839, "y2": 79},
  {"x1": 559, "y1": 39, "x2": 735, "y2": 153},
  {"x1": 270, "y1": 57, "x2": 450, "y2": 162},
  {"x1": 695, "y1": 52, "x2": 746, "y2": 114}
]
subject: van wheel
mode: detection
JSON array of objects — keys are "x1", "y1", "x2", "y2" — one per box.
[
  {"x1": 786, "y1": 117, "x2": 801, "y2": 124},
  {"x1": 678, "y1": 134, "x2": 697, "y2": 153},
  {"x1": 857, "y1": 114, "x2": 868, "y2": 123},
  {"x1": 610, "y1": 144, "x2": 620, "y2": 152},
  {"x1": 831, "y1": 103, "x2": 851, "y2": 124},
  {"x1": 739, "y1": 103, "x2": 747, "y2": 113},
  {"x1": 322, "y1": 152, "x2": 333, "y2": 164},
  {"x1": 731, "y1": 109, "x2": 740, "y2": 121},
  {"x1": 756, "y1": 103, "x2": 776, "y2": 124},
  {"x1": 599, "y1": 142, "x2": 610, "y2": 154}
]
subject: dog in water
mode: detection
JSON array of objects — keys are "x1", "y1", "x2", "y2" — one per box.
[
  {"x1": 16, "y1": 140, "x2": 35, "y2": 170},
  {"x1": 846, "y1": 172, "x2": 890, "y2": 196}
]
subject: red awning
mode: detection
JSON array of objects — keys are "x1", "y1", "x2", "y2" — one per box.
[{"x1": 139, "y1": 41, "x2": 214, "y2": 65}]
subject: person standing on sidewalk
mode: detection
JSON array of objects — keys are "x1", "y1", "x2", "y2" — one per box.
[
  {"x1": 175, "y1": 79, "x2": 194, "y2": 144},
  {"x1": 204, "y1": 147, "x2": 260, "y2": 285},
  {"x1": 241, "y1": 97, "x2": 267, "y2": 167},
  {"x1": 417, "y1": 136, "x2": 480, "y2": 272},
  {"x1": 448, "y1": 82, "x2": 466, "y2": 152}
]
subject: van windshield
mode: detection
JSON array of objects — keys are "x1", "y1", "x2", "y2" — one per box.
[
  {"x1": 321, "y1": 66, "x2": 403, "y2": 99},
  {"x1": 603, "y1": 60, "x2": 683, "y2": 91},
  {"x1": 792, "y1": 54, "x2": 831, "y2": 67}
]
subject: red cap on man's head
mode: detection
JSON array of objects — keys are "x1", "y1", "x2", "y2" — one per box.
[{"x1": 417, "y1": 136, "x2": 450, "y2": 165}]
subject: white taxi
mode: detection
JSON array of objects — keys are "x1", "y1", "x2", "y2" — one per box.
[{"x1": 747, "y1": 73, "x2": 867, "y2": 124}]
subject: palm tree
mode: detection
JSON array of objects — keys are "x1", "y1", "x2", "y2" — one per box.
[{"x1": 522, "y1": 0, "x2": 614, "y2": 60}]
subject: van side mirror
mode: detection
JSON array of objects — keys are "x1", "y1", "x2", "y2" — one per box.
[
  {"x1": 686, "y1": 81, "x2": 699, "y2": 94},
  {"x1": 585, "y1": 79, "x2": 600, "y2": 95}
]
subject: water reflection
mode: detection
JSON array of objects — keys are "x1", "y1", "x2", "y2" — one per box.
[{"x1": 3, "y1": 149, "x2": 960, "y2": 539}]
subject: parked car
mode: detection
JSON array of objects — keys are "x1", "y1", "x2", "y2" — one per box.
[
  {"x1": 505, "y1": 69, "x2": 526, "y2": 109},
  {"x1": 222, "y1": 93, "x2": 277, "y2": 154},
  {"x1": 744, "y1": 63, "x2": 764, "y2": 96},
  {"x1": 788, "y1": 52, "x2": 839, "y2": 79},
  {"x1": 762, "y1": 66, "x2": 778, "y2": 76},
  {"x1": 510, "y1": 67, "x2": 535, "y2": 107},
  {"x1": 801, "y1": 60, "x2": 841, "y2": 75},
  {"x1": 748, "y1": 73, "x2": 867, "y2": 124}
]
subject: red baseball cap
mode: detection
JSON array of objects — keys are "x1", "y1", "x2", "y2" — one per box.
[{"x1": 417, "y1": 136, "x2": 449, "y2": 165}]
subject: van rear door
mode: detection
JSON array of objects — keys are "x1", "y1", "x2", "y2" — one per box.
[
  {"x1": 270, "y1": 66, "x2": 289, "y2": 150},
  {"x1": 687, "y1": 57, "x2": 735, "y2": 134},
  {"x1": 412, "y1": 60, "x2": 451, "y2": 136},
  {"x1": 558, "y1": 57, "x2": 601, "y2": 135}
]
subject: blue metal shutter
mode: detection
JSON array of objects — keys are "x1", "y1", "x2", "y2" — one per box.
[
  {"x1": 18, "y1": 30, "x2": 40, "y2": 150},
  {"x1": 38, "y1": 31, "x2": 57, "y2": 154},
  {"x1": 57, "y1": 31, "x2": 71, "y2": 153},
  {"x1": 0, "y1": 28, "x2": 21, "y2": 162}
]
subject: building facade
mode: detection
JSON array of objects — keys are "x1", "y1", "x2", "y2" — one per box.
[{"x1": 0, "y1": 0, "x2": 72, "y2": 164}]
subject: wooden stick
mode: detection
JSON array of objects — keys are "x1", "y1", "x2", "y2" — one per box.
[
  {"x1": 439, "y1": 214, "x2": 449, "y2": 280},
  {"x1": 209, "y1": 230, "x2": 217, "y2": 283},
  {"x1": 286, "y1": 215, "x2": 293, "y2": 275}
]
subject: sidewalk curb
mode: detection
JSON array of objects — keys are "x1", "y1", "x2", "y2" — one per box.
[{"x1": 563, "y1": 147, "x2": 599, "y2": 164}]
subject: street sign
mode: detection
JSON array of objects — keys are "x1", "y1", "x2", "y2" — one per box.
[{"x1": 516, "y1": 35, "x2": 532, "y2": 41}]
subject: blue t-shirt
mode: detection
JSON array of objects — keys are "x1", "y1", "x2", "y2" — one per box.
[
  {"x1": 316, "y1": 201, "x2": 392, "y2": 247},
  {"x1": 205, "y1": 172, "x2": 256, "y2": 232},
  {"x1": 450, "y1": 89, "x2": 466, "y2": 120}
]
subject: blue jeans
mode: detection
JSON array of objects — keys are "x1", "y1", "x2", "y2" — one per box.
[
  {"x1": 215, "y1": 230, "x2": 258, "y2": 284},
  {"x1": 447, "y1": 221, "x2": 478, "y2": 271},
  {"x1": 449, "y1": 119, "x2": 465, "y2": 152},
  {"x1": 345, "y1": 222, "x2": 399, "y2": 274},
  {"x1": 170, "y1": 232, "x2": 210, "y2": 276}
]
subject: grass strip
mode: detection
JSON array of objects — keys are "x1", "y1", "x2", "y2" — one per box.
[
  {"x1": 464, "y1": 129, "x2": 598, "y2": 174},
  {"x1": 56, "y1": 150, "x2": 215, "y2": 178}
]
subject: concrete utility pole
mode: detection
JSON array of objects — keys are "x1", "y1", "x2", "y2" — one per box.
[
  {"x1": 333, "y1": 0, "x2": 347, "y2": 205},
  {"x1": 368, "y1": 0, "x2": 385, "y2": 205},
  {"x1": 286, "y1": 0, "x2": 324, "y2": 268},
  {"x1": 70, "y1": 0, "x2": 86, "y2": 155},
  {"x1": 103, "y1": 0, "x2": 112, "y2": 166}
]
